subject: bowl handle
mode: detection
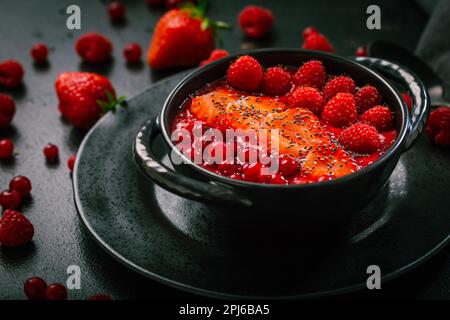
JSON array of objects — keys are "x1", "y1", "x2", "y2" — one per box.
[
  {"x1": 134, "y1": 117, "x2": 252, "y2": 207},
  {"x1": 355, "y1": 57, "x2": 430, "y2": 151}
]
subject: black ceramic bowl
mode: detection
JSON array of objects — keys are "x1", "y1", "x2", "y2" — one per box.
[{"x1": 134, "y1": 49, "x2": 429, "y2": 224}]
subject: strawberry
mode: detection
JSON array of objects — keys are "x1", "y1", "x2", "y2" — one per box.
[
  {"x1": 339, "y1": 122, "x2": 381, "y2": 154},
  {"x1": 76, "y1": 33, "x2": 113, "y2": 64},
  {"x1": 0, "y1": 60, "x2": 24, "y2": 88},
  {"x1": 0, "y1": 94, "x2": 16, "y2": 128},
  {"x1": 426, "y1": 106, "x2": 450, "y2": 146},
  {"x1": 199, "y1": 49, "x2": 229, "y2": 66},
  {"x1": 226, "y1": 55, "x2": 263, "y2": 92},
  {"x1": 55, "y1": 72, "x2": 125, "y2": 129},
  {"x1": 360, "y1": 106, "x2": 394, "y2": 132},
  {"x1": 287, "y1": 86, "x2": 324, "y2": 114},
  {"x1": 322, "y1": 93, "x2": 358, "y2": 128},
  {"x1": 302, "y1": 32, "x2": 334, "y2": 53},
  {"x1": 323, "y1": 76, "x2": 355, "y2": 100},
  {"x1": 0, "y1": 209, "x2": 34, "y2": 247},
  {"x1": 355, "y1": 85, "x2": 381, "y2": 113},
  {"x1": 261, "y1": 66, "x2": 292, "y2": 96},
  {"x1": 147, "y1": 1, "x2": 229, "y2": 69},
  {"x1": 238, "y1": 5, "x2": 274, "y2": 39},
  {"x1": 293, "y1": 60, "x2": 326, "y2": 89}
]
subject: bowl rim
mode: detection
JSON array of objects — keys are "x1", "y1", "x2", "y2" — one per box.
[{"x1": 159, "y1": 48, "x2": 410, "y2": 189}]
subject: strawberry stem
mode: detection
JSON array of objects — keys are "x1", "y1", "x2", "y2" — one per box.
[{"x1": 96, "y1": 90, "x2": 127, "y2": 115}]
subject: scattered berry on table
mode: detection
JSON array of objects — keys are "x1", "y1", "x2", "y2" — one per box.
[
  {"x1": 123, "y1": 43, "x2": 142, "y2": 63},
  {"x1": 425, "y1": 106, "x2": 450, "y2": 146},
  {"x1": 0, "y1": 139, "x2": 14, "y2": 158},
  {"x1": 0, "y1": 189, "x2": 21, "y2": 210},
  {"x1": 293, "y1": 60, "x2": 326, "y2": 89},
  {"x1": 339, "y1": 122, "x2": 381, "y2": 154},
  {"x1": 323, "y1": 76, "x2": 355, "y2": 100},
  {"x1": 9, "y1": 176, "x2": 32, "y2": 198},
  {"x1": 108, "y1": 2, "x2": 126, "y2": 22},
  {"x1": 0, "y1": 93, "x2": 16, "y2": 128},
  {"x1": 30, "y1": 43, "x2": 49, "y2": 63},
  {"x1": 302, "y1": 26, "x2": 319, "y2": 39},
  {"x1": 261, "y1": 66, "x2": 292, "y2": 96},
  {"x1": 355, "y1": 46, "x2": 367, "y2": 57},
  {"x1": 199, "y1": 49, "x2": 229, "y2": 66},
  {"x1": 322, "y1": 93, "x2": 358, "y2": 128},
  {"x1": 361, "y1": 106, "x2": 394, "y2": 132},
  {"x1": 0, "y1": 60, "x2": 24, "y2": 88},
  {"x1": 355, "y1": 85, "x2": 381, "y2": 113},
  {"x1": 287, "y1": 86, "x2": 325, "y2": 114},
  {"x1": 24, "y1": 277, "x2": 48, "y2": 300},
  {"x1": 76, "y1": 33, "x2": 113, "y2": 64},
  {"x1": 226, "y1": 55, "x2": 263, "y2": 92},
  {"x1": 45, "y1": 283, "x2": 68, "y2": 300},
  {"x1": 0, "y1": 209, "x2": 34, "y2": 247},
  {"x1": 238, "y1": 5, "x2": 274, "y2": 39},
  {"x1": 302, "y1": 32, "x2": 333, "y2": 53},
  {"x1": 43, "y1": 143, "x2": 59, "y2": 161},
  {"x1": 67, "y1": 154, "x2": 76, "y2": 172}
]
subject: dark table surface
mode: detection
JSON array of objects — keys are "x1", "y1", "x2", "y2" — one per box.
[{"x1": 0, "y1": 0, "x2": 448, "y2": 300}]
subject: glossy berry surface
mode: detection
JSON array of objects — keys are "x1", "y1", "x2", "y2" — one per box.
[
  {"x1": 123, "y1": 43, "x2": 142, "y2": 63},
  {"x1": 108, "y1": 2, "x2": 126, "y2": 22},
  {"x1": 31, "y1": 44, "x2": 49, "y2": 63},
  {"x1": 0, "y1": 189, "x2": 21, "y2": 209},
  {"x1": 0, "y1": 93, "x2": 16, "y2": 128},
  {"x1": 68, "y1": 154, "x2": 76, "y2": 171},
  {"x1": 0, "y1": 139, "x2": 14, "y2": 158},
  {"x1": 24, "y1": 277, "x2": 47, "y2": 300},
  {"x1": 9, "y1": 176, "x2": 32, "y2": 197},
  {"x1": 43, "y1": 143, "x2": 59, "y2": 161},
  {"x1": 45, "y1": 283, "x2": 68, "y2": 300}
]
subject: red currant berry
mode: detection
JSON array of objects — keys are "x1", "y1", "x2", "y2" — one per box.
[
  {"x1": 108, "y1": 2, "x2": 126, "y2": 22},
  {"x1": 43, "y1": 143, "x2": 59, "y2": 161},
  {"x1": 0, "y1": 189, "x2": 21, "y2": 209},
  {"x1": 45, "y1": 283, "x2": 68, "y2": 300},
  {"x1": 30, "y1": 43, "x2": 49, "y2": 63},
  {"x1": 279, "y1": 155, "x2": 299, "y2": 177},
  {"x1": 355, "y1": 46, "x2": 367, "y2": 57},
  {"x1": 87, "y1": 294, "x2": 112, "y2": 300},
  {"x1": 217, "y1": 162, "x2": 237, "y2": 176},
  {"x1": 0, "y1": 139, "x2": 14, "y2": 158},
  {"x1": 67, "y1": 154, "x2": 76, "y2": 172},
  {"x1": 24, "y1": 277, "x2": 47, "y2": 300},
  {"x1": 9, "y1": 176, "x2": 32, "y2": 197},
  {"x1": 242, "y1": 163, "x2": 262, "y2": 182},
  {"x1": 123, "y1": 43, "x2": 142, "y2": 63},
  {"x1": 270, "y1": 173, "x2": 288, "y2": 185}
]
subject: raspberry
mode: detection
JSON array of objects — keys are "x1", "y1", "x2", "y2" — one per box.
[
  {"x1": 199, "y1": 49, "x2": 229, "y2": 66},
  {"x1": 9, "y1": 176, "x2": 32, "y2": 198},
  {"x1": 261, "y1": 66, "x2": 292, "y2": 96},
  {"x1": 239, "y1": 5, "x2": 274, "y2": 39},
  {"x1": 426, "y1": 106, "x2": 450, "y2": 146},
  {"x1": 401, "y1": 92, "x2": 412, "y2": 112},
  {"x1": 302, "y1": 33, "x2": 334, "y2": 53},
  {"x1": 323, "y1": 76, "x2": 355, "y2": 100},
  {"x1": 339, "y1": 122, "x2": 381, "y2": 154},
  {"x1": 0, "y1": 189, "x2": 21, "y2": 210},
  {"x1": 0, "y1": 139, "x2": 14, "y2": 158},
  {"x1": 108, "y1": 2, "x2": 126, "y2": 22},
  {"x1": 0, "y1": 209, "x2": 34, "y2": 247},
  {"x1": 287, "y1": 86, "x2": 325, "y2": 114},
  {"x1": 0, "y1": 94, "x2": 16, "y2": 128},
  {"x1": 360, "y1": 106, "x2": 394, "y2": 132},
  {"x1": 76, "y1": 33, "x2": 113, "y2": 64},
  {"x1": 293, "y1": 60, "x2": 326, "y2": 89},
  {"x1": 123, "y1": 43, "x2": 142, "y2": 63},
  {"x1": 226, "y1": 55, "x2": 263, "y2": 92},
  {"x1": 302, "y1": 26, "x2": 319, "y2": 39},
  {"x1": 30, "y1": 44, "x2": 49, "y2": 64},
  {"x1": 321, "y1": 93, "x2": 358, "y2": 128},
  {"x1": 355, "y1": 85, "x2": 381, "y2": 113},
  {"x1": 355, "y1": 46, "x2": 367, "y2": 57},
  {"x1": 0, "y1": 60, "x2": 24, "y2": 88}
]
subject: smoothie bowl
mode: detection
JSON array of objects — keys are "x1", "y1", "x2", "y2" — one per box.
[{"x1": 134, "y1": 49, "x2": 429, "y2": 223}]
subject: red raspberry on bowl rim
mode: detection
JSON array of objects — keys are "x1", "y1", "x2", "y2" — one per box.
[
  {"x1": 261, "y1": 66, "x2": 292, "y2": 96},
  {"x1": 45, "y1": 283, "x2": 68, "y2": 300},
  {"x1": 30, "y1": 43, "x2": 49, "y2": 64},
  {"x1": 322, "y1": 93, "x2": 358, "y2": 128},
  {"x1": 0, "y1": 60, "x2": 24, "y2": 88},
  {"x1": 355, "y1": 85, "x2": 381, "y2": 113},
  {"x1": 239, "y1": 5, "x2": 274, "y2": 39},
  {"x1": 68, "y1": 154, "x2": 77, "y2": 172},
  {"x1": 123, "y1": 43, "x2": 142, "y2": 63},
  {"x1": 0, "y1": 93, "x2": 16, "y2": 128},
  {"x1": 0, "y1": 189, "x2": 21, "y2": 210},
  {"x1": 200, "y1": 49, "x2": 229, "y2": 66},
  {"x1": 287, "y1": 86, "x2": 325, "y2": 114},
  {"x1": 293, "y1": 60, "x2": 326, "y2": 89},
  {"x1": 323, "y1": 76, "x2": 356, "y2": 101},
  {"x1": 302, "y1": 32, "x2": 334, "y2": 53},
  {"x1": 425, "y1": 106, "x2": 450, "y2": 146},
  {"x1": 226, "y1": 55, "x2": 263, "y2": 92},
  {"x1": 43, "y1": 143, "x2": 59, "y2": 161},
  {"x1": 0, "y1": 209, "x2": 34, "y2": 247},
  {"x1": 360, "y1": 105, "x2": 394, "y2": 132},
  {"x1": 24, "y1": 277, "x2": 48, "y2": 300},
  {"x1": 0, "y1": 138, "x2": 14, "y2": 158},
  {"x1": 9, "y1": 176, "x2": 32, "y2": 198},
  {"x1": 339, "y1": 122, "x2": 381, "y2": 154},
  {"x1": 76, "y1": 33, "x2": 113, "y2": 64},
  {"x1": 108, "y1": 1, "x2": 126, "y2": 22}
]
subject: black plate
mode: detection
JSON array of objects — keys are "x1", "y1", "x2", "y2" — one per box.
[{"x1": 73, "y1": 72, "x2": 450, "y2": 299}]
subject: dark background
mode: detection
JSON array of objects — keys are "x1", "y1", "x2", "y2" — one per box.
[{"x1": 0, "y1": 0, "x2": 448, "y2": 300}]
